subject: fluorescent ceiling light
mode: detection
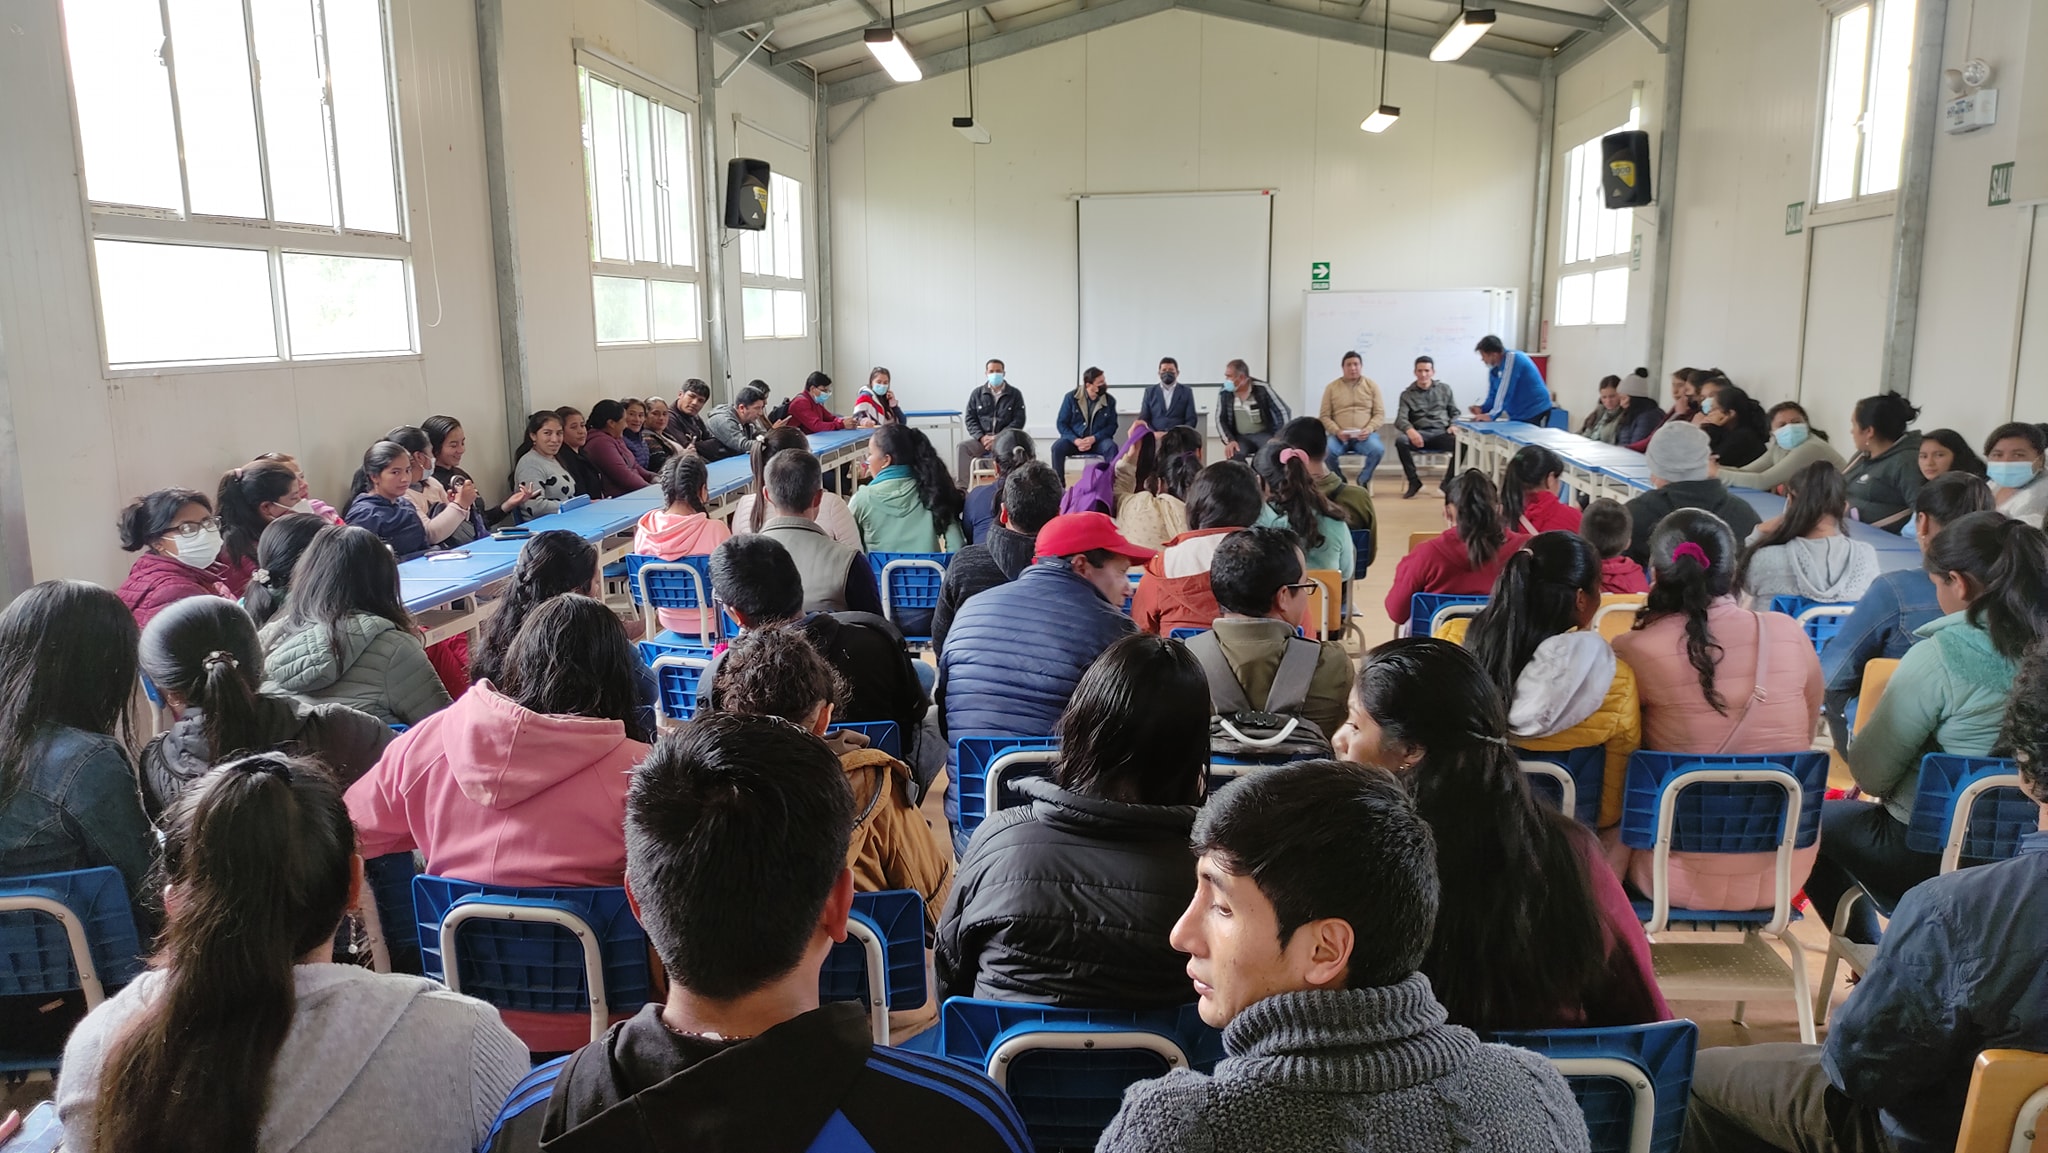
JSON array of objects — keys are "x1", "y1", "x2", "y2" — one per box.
[
  {"x1": 1429, "y1": 8, "x2": 1496, "y2": 61},
  {"x1": 864, "y1": 28, "x2": 922, "y2": 83},
  {"x1": 1360, "y1": 105, "x2": 1401, "y2": 133},
  {"x1": 952, "y1": 115, "x2": 991, "y2": 144}
]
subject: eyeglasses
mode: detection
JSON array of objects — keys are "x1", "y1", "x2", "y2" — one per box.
[
  {"x1": 1283, "y1": 580, "x2": 1319, "y2": 595},
  {"x1": 163, "y1": 516, "x2": 222, "y2": 539}
]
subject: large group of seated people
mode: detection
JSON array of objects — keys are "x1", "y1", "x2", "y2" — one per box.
[{"x1": 5, "y1": 356, "x2": 2048, "y2": 1153}]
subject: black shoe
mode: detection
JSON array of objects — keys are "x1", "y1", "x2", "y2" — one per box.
[{"x1": 1403, "y1": 479, "x2": 1423, "y2": 499}]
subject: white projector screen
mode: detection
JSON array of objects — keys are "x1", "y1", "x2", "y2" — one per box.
[{"x1": 1077, "y1": 192, "x2": 1272, "y2": 393}]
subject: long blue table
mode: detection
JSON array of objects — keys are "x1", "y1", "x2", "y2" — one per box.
[
  {"x1": 1454, "y1": 420, "x2": 1922, "y2": 573},
  {"x1": 396, "y1": 428, "x2": 871, "y2": 620}
]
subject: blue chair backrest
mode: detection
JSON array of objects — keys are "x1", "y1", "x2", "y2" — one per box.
[
  {"x1": 364, "y1": 852, "x2": 421, "y2": 975},
  {"x1": 820, "y1": 890, "x2": 927, "y2": 1013},
  {"x1": 1168, "y1": 627, "x2": 1207, "y2": 640},
  {"x1": 1547, "y1": 408, "x2": 1573, "y2": 430},
  {"x1": 870, "y1": 552, "x2": 950, "y2": 642},
  {"x1": 559, "y1": 494, "x2": 592, "y2": 513},
  {"x1": 937, "y1": 998, "x2": 1223, "y2": 1152},
  {"x1": 1519, "y1": 745, "x2": 1607, "y2": 826},
  {"x1": 0, "y1": 867, "x2": 143, "y2": 1073},
  {"x1": 627, "y1": 552, "x2": 715, "y2": 611},
  {"x1": 648, "y1": 648, "x2": 717, "y2": 721},
  {"x1": 1618, "y1": 752, "x2": 1828, "y2": 855},
  {"x1": 1765, "y1": 595, "x2": 1855, "y2": 653},
  {"x1": 953, "y1": 736, "x2": 1060, "y2": 837},
  {"x1": 1410, "y1": 593, "x2": 1488, "y2": 633},
  {"x1": 412, "y1": 876, "x2": 651, "y2": 1015},
  {"x1": 834, "y1": 720, "x2": 902, "y2": 758},
  {"x1": 1350, "y1": 529, "x2": 1373, "y2": 580},
  {"x1": 1904, "y1": 754, "x2": 2037, "y2": 865},
  {"x1": 1494, "y1": 1020, "x2": 1699, "y2": 1153}
]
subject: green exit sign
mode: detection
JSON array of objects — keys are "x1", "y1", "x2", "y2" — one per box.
[
  {"x1": 1310, "y1": 262, "x2": 1331, "y2": 291},
  {"x1": 1991, "y1": 162, "x2": 2015, "y2": 206}
]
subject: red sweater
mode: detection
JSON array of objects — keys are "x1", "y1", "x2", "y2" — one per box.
[
  {"x1": 1599, "y1": 555, "x2": 1649, "y2": 595},
  {"x1": 787, "y1": 392, "x2": 845, "y2": 433},
  {"x1": 1384, "y1": 527, "x2": 1530, "y2": 626},
  {"x1": 1513, "y1": 489, "x2": 1582, "y2": 535}
]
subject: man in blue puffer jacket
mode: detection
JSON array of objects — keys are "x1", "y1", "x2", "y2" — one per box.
[{"x1": 937, "y1": 512, "x2": 1152, "y2": 853}]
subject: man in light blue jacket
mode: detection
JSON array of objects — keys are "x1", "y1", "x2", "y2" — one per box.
[{"x1": 1468, "y1": 335, "x2": 1553, "y2": 425}]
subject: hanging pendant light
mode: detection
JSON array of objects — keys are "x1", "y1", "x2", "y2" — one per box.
[
  {"x1": 865, "y1": 0, "x2": 922, "y2": 83},
  {"x1": 1429, "y1": 0, "x2": 1496, "y2": 62},
  {"x1": 1361, "y1": 0, "x2": 1399, "y2": 132},
  {"x1": 952, "y1": 12, "x2": 990, "y2": 141}
]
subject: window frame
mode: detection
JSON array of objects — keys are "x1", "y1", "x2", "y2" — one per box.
[
  {"x1": 576, "y1": 51, "x2": 703, "y2": 349},
  {"x1": 1809, "y1": 0, "x2": 1916, "y2": 213},
  {"x1": 1553, "y1": 110, "x2": 1640, "y2": 330},
  {"x1": 739, "y1": 171, "x2": 808, "y2": 342},
  {"x1": 61, "y1": 0, "x2": 419, "y2": 375}
]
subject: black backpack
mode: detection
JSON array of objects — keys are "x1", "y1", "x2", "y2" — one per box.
[{"x1": 1185, "y1": 631, "x2": 1334, "y2": 761}]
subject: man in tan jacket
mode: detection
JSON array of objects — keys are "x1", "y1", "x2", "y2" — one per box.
[{"x1": 1317, "y1": 350, "x2": 1386, "y2": 485}]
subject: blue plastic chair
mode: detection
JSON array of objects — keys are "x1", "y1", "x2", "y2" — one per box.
[
  {"x1": 648, "y1": 647, "x2": 717, "y2": 725},
  {"x1": 0, "y1": 867, "x2": 144, "y2": 1074},
  {"x1": 936, "y1": 998, "x2": 1223, "y2": 1152},
  {"x1": 1168, "y1": 627, "x2": 1207, "y2": 641},
  {"x1": 413, "y1": 875, "x2": 652, "y2": 1050},
  {"x1": 819, "y1": 890, "x2": 927, "y2": 1044},
  {"x1": 1410, "y1": 592, "x2": 1488, "y2": 636},
  {"x1": 835, "y1": 720, "x2": 902, "y2": 758},
  {"x1": 1518, "y1": 745, "x2": 1607, "y2": 826},
  {"x1": 1494, "y1": 1020, "x2": 1699, "y2": 1153},
  {"x1": 953, "y1": 736, "x2": 1060, "y2": 839},
  {"x1": 1816, "y1": 754, "x2": 2034, "y2": 1024},
  {"x1": 1764, "y1": 595, "x2": 1856, "y2": 654},
  {"x1": 1350, "y1": 529, "x2": 1373, "y2": 580},
  {"x1": 870, "y1": 552, "x2": 951, "y2": 645},
  {"x1": 363, "y1": 851, "x2": 421, "y2": 975},
  {"x1": 1548, "y1": 408, "x2": 1573, "y2": 430},
  {"x1": 627, "y1": 553, "x2": 725, "y2": 645},
  {"x1": 559, "y1": 494, "x2": 592, "y2": 513},
  {"x1": 1620, "y1": 750, "x2": 1829, "y2": 1044}
]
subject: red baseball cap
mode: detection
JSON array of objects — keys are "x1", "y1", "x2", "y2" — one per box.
[{"x1": 1033, "y1": 512, "x2": 1157, "y2": 563}]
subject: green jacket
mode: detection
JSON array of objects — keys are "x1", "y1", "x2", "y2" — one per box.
[
  {"x1": 1257, "y1": 506, "x2": 1356, "y2": 579},
  {"x1": 1848, "y1": 610, "x2": 2016, "y2": 822},
  {"x1": 259, "y1": 610, "x2": 452, "y2": 727},
  {"x1": 848, "y1": 473, "x2": 966, "y2": 555}
]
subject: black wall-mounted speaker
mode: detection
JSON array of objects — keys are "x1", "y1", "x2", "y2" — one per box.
[
  {"x1": 1600, "y1": 130, "x2": 1653, "y2": 208},
  {"x1": 724, "y1": 158, "x2": 770, "y2": 230}
]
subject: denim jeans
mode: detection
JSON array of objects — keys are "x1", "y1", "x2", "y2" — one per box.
[
  {"x1": 1325, "y1": 431, "x2": 1385, "y2": 482},
  {"x1": 1050, "y1": 437, "x2": 1113, "y2": 480}
]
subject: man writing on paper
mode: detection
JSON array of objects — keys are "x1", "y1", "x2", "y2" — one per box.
[
  {"x1": 1469, "y1": 335, "x2": 1552, "y2": 426},
  {"x1": 1317, "y1": 351, "x2": 1386, "y2": 485}
]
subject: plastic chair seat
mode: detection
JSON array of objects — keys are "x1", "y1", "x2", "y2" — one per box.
[{"x1": 870, "y1": 552, "x2": 951, "y2": 644}]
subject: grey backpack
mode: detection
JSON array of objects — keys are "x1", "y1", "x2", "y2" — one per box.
[{"x1": 1184, "y1": 631, "x2": 1334, "y2": 761}]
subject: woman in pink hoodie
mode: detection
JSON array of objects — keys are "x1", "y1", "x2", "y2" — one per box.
[
  {"x1": 346, "y1": 594, "x2": 650, "y2": 895},
  {"x1": 631, "y1": 454, "x2": 732, "y2": 639},
  {"x1": 1610, "y1": 509, "x2": 1824, "y2": 911}
]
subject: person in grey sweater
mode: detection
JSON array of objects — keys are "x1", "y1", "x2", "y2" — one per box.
[
  {"x1": 1097, "y1": 760, "x2": 1588, "y2": 1153},
  {"x1": 57, "y1": 755, "x2": 528, "y2": 1153},
  {"x1": 1394, "y1": 357, "x2": 1463, "y2": 498}
]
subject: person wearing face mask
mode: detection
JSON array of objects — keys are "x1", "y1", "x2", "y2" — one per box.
[
  {"x1": 214, "y1": 460, "x2": 317, "y2": 597},
  {"x1": 1984, "y1": 421, "x2": 2048, "y2": 525},
  {"x1": 116, "y1": 488, "x2": 235, "y2": 628},
  {"x1": 1139, "y1": 356, "x2": 1199, "y2": 434},
  {"x1": 852, "y1": 367, "x2": 905, "y2": 426},
  {"x1": 1216, "y1": 359, "x2": 1292, "y2": 460},
  {"x1": 253, "y1": 453, "x2": 346, "y2": 525},
  {"x1": 1718, "y1": 401, "x2": 1846, "y2": 492},
  {"x1": 959, "y1": 358, "x2": 1028, "y2": 484},
  {"x1": 787, "y1": 371, "x2": 848, "y2": 434}
]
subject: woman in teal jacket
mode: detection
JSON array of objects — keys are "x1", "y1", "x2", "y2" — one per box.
[
  {"x1": 1251, "y1": 442, "x2": 1354, "y2": 579},
  {"x1": 850, "y1": 423, "x2": 967, "y2": 556},
  {"x1": 1805, "y1": 511, "x2": 2048, "y2": 943}
]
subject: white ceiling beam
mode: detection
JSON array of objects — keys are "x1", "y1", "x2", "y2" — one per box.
[{"x1": 1551, "y1": 0, "x2": 1668, "y2": 70}]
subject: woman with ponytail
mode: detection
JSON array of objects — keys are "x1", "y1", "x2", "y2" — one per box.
[
  {"x1": 1610, "y1": 509, "x2": 1823, "y2": 909},
  {"x1": 1334, "y1": 639, "x2": 1666, "y2": 1030},
  {"x1": 1737, "y1": 460, "x2": 1879, "y2": 605},
  {"x1": 214, "y1": 460, "x2": 303, "y2": 595},
  {"x1": 631, "y1": 455, "x2": 732, "y2": 639},
  {"x1": 1384, "y1": 469, "x2": 1530, "y2": 629},
  {"x1": 850, "y1": 422, "x2": 967, "y2": 554},
  {"x1": 1251, "y1": 441, "x2": 1354, "y2": 576},
  {"x1": 1807, "y1": 511, "x2": 2048, "y2": 944},
  {"x1": 1440, "y1": 532, "x2": 1641, "y2": 828},
  {"x1": 57, "y1": 755, "x2": 528, "y2": 1153},
  {"x1": 732, "y1": 426, "x2": 862, "y2": 545},
  {"x1": 963, "y1": 428, "x2": 1035, "y2": 543},
  {"x1": 1499, "y1": 445, "x2": 1581, "y2": 534},
  {"x1": 137, "y1": 596, "x2": 392, "y2": 822},
  {"x1": 243, "y1": 513, "x2": 327, "y2": 629}
]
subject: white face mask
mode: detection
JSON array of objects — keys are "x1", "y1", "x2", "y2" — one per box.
[
  {"x1": 172, "y1": 526, "x2": 223, "y2": 570},
  {"x1": 290, "y1": 499, "x2": 319, "y2": 516}
]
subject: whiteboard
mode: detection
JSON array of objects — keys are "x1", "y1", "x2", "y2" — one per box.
[
  {"x1": 1078, "y1": 192, "x2": 1272, "y2": 388},
  {"x1": 1298, "y1": 289, "x2": 1518, "y2": 414}
]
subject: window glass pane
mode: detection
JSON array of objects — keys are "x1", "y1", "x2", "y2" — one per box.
[
  {"x1": 661, "y1": 105, "x2": 693, "y2": 268},
  {"x1": 586, "y1": 76, "x2": 629, "y2": 262},
  {"x1": 651, "y1": 279, "x2": 699, "y2": 341},
  {"x1": 63, "y1": 0, "x2": 184, "y2": 210},
  {"x1": 251, "y1": 0, "x2": 334, "y2": 226},
  {"x1": 781, "y1": 178, "x2": 803, "y2": 280},
  {"x1": 774, "y1": 289, "x2": 805, "y2": 338},
  {"x1": 1560, "y1": 144, "x2": 1583, "y2": 265},
  {"x1": 326, "y1": 0, "x2": 399, "y2": 234},
  {"x1": 281, "y1": 252, "x2": 409, "y2": 355},
  {"x1": 741, "y1": 286, "x2": 775, "y2": 338},
  {"x1": 738, "y1": 227, "x2": 759, "y2": 276},
  {"x1": 1591, "y1": 267, "x2": 1629, "y2": 325},
  {"x1": 626, "y1": 90, "x2": 658, "y2": 264},
  {"x1": 1863, "y1": 0, "x2": 1916, "y2": 197},
  {"x1": 165, "y1": 0, "x2": 264, "y2": 218},
  {"x1": 1576, "y1": 148, "x2": 1601, "y2": 265},
  {"x1": 96, "y1": 240, "x2": 276, "y2": 363},
  {"x1": 1555, "y1": 272, "x2": 1592, "y2": 327},
  {"x1": 594, "y1": 275, "x2": 648, "y2": 343},
  {"x1": 1818, "y1": 4, "x2": 1871, "y2": 204}
]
